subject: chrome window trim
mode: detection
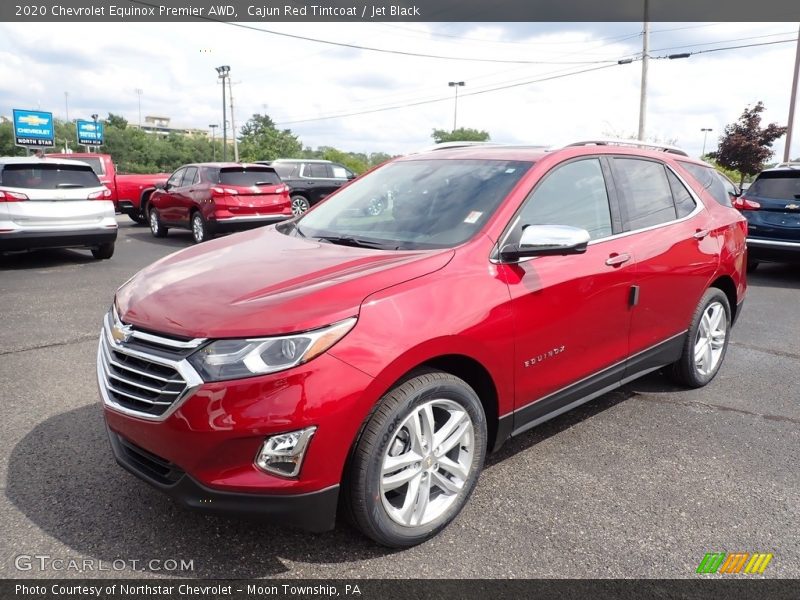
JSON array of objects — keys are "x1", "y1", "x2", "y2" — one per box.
[
  {"x1": 747, "y1": 238, "x2": 800, "y2": 248},
  {"x1": 97, "y1": 312, "x2": 204, "y2": 422}
]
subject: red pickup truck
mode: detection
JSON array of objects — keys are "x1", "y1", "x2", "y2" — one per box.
[{"x1": 48, "y1": 153, "x2": 170, "y2": 224}]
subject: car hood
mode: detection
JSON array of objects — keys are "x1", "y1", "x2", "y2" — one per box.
[{"x1": 116, "y1": 226, "x2": 454, "y2": 339}]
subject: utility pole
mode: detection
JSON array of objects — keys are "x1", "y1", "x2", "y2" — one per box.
[
  {"x1": 216, "y1": 66, "x2": 230, "y2": 161},
  {"x1": 64, "y1": 91, "x2": 69, "y2": 122},
  {"x1": 229, "y1": 78, "x2": 239, "y2": 162},
  {"x1": 209, "y1": 124, "x2": 218, "y2": 161},
  {"x1": 783, "y1": 24, "x2": 800, "y2": 162},
  {"x1": 637, "y1": 0, "x2": 649, "y2": 141}
]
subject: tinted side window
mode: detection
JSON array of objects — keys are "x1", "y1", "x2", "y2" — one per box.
[
  {"x1": 679, "y1": 162, "x2": 732, "y2": 207},
  {"x1": 331, "y1": 165, "x2": 349, "y2": 179},
  {"x1": 613, "y1": 158, "x2": 676, "y2": 229},
  {"x1": 666, "y1": 170, "x2": 696, "y2": 218},
  {"x1": 167, "y1": 168, "x2": 185, "y2": 188},
  {"x1": 306, "y1": 164, "x2": 329, "y2": 178},
  {"x1": 519, "y1": 159, "x2": 613, "y2": 239},
  {"x1": 181, "y1": 167, "x2": 198, "y2": 186},
  {"x1": 273, "y1": 163, "x2": 299, "y2": 178}
]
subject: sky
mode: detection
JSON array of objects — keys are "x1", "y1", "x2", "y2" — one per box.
[{"x1": 0, "y1": 21, "x2": 798, "y2": 159}]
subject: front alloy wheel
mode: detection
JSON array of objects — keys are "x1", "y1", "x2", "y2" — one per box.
[
  {"x1": 346, "y1": 370, "x2": 486, "y2": 547},
  {"x1": 191, "y1": 212, "x2": 211, "y2": 244},
  {"x1": 149, "y1": 208, "x2": 167, "y2": 238},
  {"x1": 291, "y1": 196, "x2": 310, "y2": 216}
]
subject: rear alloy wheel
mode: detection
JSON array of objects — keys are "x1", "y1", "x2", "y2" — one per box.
[
  {"x1": 346, "y1": 370, "x2": 486, "y2": 548},
  {"x1": 291, "y1": 195, "x2": 310, "y2": 216},
  {"x1": 149, "y1": 208, "x2": 168, "y2": 238},
  {"x1": 91, "y1": 242, "x2": 114, "y2": 260},
  {"x1": 191, "y1": 212, "x2": 213, "y2": 244},
  {"x1": 670, "y1": 288, "x2": 731, "y2": 388}
]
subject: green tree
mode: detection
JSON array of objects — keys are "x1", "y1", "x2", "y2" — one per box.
[
  {"x1": 709, "y1": 102, "x2": 787, "y2": 186},
  {"x1": 106, "y1": 113, "x2": 128, "y2": 129},
  {"x1": 238, "y1": 114, "x2": 302, "y2": 162},
  {"x1": 431, "y1": 127, "x2": 490, "y2": 144}
]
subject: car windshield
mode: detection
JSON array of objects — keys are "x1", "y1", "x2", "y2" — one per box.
[
  {"x1": 218, "y1": 167, "x2": 281, "y2": 186},
  {"x1": 0, "y1": 163, "x2": 101, "y2": 189},
  {"x1": 291, "y1": 158, "x2": 532, "y2": 250},
  {"x1": 748, "y1": 171, "x2": 800, "y2": 199}
]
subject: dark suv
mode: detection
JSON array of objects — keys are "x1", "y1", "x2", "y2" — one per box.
[
  {"x1": 264, "y1": 159, "x2": 356, "y2": 215},
  {"x1": 734, "y1": 163, "x2": 800, "y2": 270}
]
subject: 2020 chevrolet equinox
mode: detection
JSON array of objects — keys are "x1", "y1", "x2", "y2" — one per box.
[{"x1": 97, "y1": 141, "x2": 747, "y2": 547}]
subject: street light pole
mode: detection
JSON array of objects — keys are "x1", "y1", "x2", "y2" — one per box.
[
  {"x1": 64, "y1": 91, "x2": 69, "y2": 122},
  {"x1": 134, "y1": 88, "x2": 143, "y2": 128},
  {"x1": 701, "y1": 128, "x2": 713, "y2": 157},
  {"x1": 448, "y1": 81, "x2": 465, "y2": 131},
  {"x1": 229, "y1": 78, "x2": 239, "y2": 162},
  {"x1": 216, "y1": 65, "x2": 230, "y2": 161},
  {"x1": 91, "y1": 113, "x2": 99, "y2": 154},
  {"x1": 209, "y1": 124, "x2": 218, "y2": 161}
]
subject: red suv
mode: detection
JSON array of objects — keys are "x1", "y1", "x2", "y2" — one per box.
[
  {"x1": 148, "y1": 163, "x2": 292, "y2": 243},
  {"x1": 98, "y1": 141, "x2": 747, "y2": 547}
]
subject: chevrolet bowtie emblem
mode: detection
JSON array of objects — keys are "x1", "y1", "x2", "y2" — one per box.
[
  {"x1": 111, "y1": 321, "x2": 133, "y2": 344},
  {"x1": 785, "y1": 203, "x2": 799, "y2": 210}
]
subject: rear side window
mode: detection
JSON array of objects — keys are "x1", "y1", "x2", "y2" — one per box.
[
  {"x1": 218, "y1": 167, "x2": 281, "y2": 186},
  {"x1": 181, "y1": 167, "x2": 199, "y2": 187},
  {"x1": 0, "y1": 163, "x2": 100, "y2": 189},
  {"x1": 613, "y1": 158, "x2": 677, "y2": 229},
  {"x1": 666, "y1": 171, "x2": 697, "y2": 218},
  {"x1": 748, "y1": 171, "x2": 800, "y2": 199},
  {"x1": 331, "y1": 165, "x2": 350, "y2": 179},
  {"x1": 519, "y1": 158, "x2": 613, "y2": 239},
  {"x1": 679, "y1": 162, "x2": 732, "y2": 207},
  {"x1": 305, "y1": 164, "x2": 330, "y2": 178}
]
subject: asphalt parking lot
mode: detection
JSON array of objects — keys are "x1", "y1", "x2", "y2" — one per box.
[{"x1": 1, "y1": 218, "x2": 798, "y2": 579}]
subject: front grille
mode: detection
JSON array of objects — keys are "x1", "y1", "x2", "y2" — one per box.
[{"x1": 97, "y1": 311, "x2": 204, "y2": 419}]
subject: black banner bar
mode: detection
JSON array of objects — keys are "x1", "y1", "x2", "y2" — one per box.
[
  {"x1": 3, "y1": 579, "x2": 800, "y2": 600},
  {"x1": 2, "y1": 0, "x2": 800, "y2": 22}
]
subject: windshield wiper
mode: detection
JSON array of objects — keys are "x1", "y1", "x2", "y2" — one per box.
[
  {"x1": 56, "y1": 183, "x2": 84, "y2": 188},
  {"x1": 316, "y1": 235, "x2": 391, "y2": 249}
]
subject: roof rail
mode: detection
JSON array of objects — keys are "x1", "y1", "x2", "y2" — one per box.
[
  {"x1": 409, "y1": 141, "x2": 500, "y2": 155},
  {"x1": 565, "y1": 138, "x2": 689, "y2": 157},
  {"x1": 773, "y1": 161, "x2": 800, "y2": 169}
]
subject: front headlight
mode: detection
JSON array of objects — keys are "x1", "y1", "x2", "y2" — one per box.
[{"x1": 188, "y1": 317, "x2": 356, "y2": 382}]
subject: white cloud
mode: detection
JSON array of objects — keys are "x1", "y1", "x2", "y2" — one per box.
[{"x1": 0, "y1": 21, "x2": 797, "y2": 159}]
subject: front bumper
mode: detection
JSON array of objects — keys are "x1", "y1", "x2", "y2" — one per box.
[
  {"x1": 107, "y1": 428, "x2": 339, "y2": 532},
  {"x1": 0, "y1": 228, "x2": 117, "y2": 251}
]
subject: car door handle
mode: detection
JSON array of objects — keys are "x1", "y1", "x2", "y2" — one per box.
[
  {"x1": 605, "y1": 253, "x2": 631, "y2": 267},
  {"x1": 693, "y1": 229, "x2": 710, "y2": 239}
]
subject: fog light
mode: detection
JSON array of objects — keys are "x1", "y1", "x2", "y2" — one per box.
[{"x1": 255, "y1": 427, "x2": 317, "y2": 477}]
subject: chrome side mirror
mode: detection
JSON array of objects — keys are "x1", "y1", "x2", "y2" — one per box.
[{"x1": 500, "y1": 225, "x2": 591, "y2": 261}]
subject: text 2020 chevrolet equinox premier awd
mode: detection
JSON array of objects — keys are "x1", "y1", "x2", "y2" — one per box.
[{"x1": 98, "y1": 141, "x2": 747, "y2": 547}]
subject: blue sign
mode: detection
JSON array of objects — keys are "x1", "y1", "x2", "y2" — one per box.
[
  {"x1": 12, "y1": 109, "x2": 54, "y2": 147},
  {"x1": 76, "y1": 119, "x2": 104, "y2": 146}
]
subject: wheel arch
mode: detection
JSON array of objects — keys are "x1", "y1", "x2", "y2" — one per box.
[{"x1": 709, "y1": 274, "x2": 738, "y2": 323}]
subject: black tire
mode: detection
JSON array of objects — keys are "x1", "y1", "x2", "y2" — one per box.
[
  {"x1": 746, "y1": 257, "x2": 759, "y2": 273},
  {"x1": 191, "y1": 211, "x2": 213, "y2": 244},
  {"x1": 291, "y1": 195, "x2": 310, "y2": 216},
  {"x1": 91, "y1": 242, "x2": 114, "y2": 260},
  {"x1": 345, "y1": 370, "x2": 487, "y2": 548},
  {"x1": 670, "y1": 288, "x2": 732, "y2": 388},
  {"x1": 149, "y1": 207, "x2": 168, "y2": 238},
  {"x1": 128, "y1": 213, "x2": 147, "y2": 225}
]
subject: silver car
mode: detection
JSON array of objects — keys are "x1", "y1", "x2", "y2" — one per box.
[{"x1": 0, "y1": 157, "x2": 117, "y2": 259}]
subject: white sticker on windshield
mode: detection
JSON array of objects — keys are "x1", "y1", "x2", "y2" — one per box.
[
  {"x1": 505, "y1": 168, "x2": 516, "y2": 173},
  {"x1": 464, "y1": 211, "x2": 483, "y2": 224}
]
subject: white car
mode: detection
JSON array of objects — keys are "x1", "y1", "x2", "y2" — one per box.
[{"x1": 0, "y1": 156, "x2": 117, "y2": 259}]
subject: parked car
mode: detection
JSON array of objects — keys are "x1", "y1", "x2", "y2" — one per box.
[
  {"x1": 48, "y1": 152, "x2": 169, "y2": 224},
  {"x1": 733, "y1": 163, "x2": 800, "y2": 271},
  {"x1": 98, "y1": 140, "x2": 747, "y2": 547},
  {"x1": 148, "y1": 162, "x2": 292, "y2": 243},
  {"x1": 261, "y1": 159, "x2": 356, "y2": 215},
  {"x1": 0, "y1": 156, "x2": 117, "y2": 258}
]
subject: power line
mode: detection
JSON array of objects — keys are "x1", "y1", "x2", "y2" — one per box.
[
  {"x1": 276, "y1": 63, "x2": 619, "y2": 125},
  {"x1": 649, "y1": 30, "x2": 797, "y2": 54},
  {"x1": 276, "y1": 36, "x2": 800, "y2": 126}
]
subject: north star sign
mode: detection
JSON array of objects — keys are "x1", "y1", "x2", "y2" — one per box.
[
  {"x1": 12, "y1": 109, "x2": 54, "y2": 147},
  {"x1": 76, "y1": 120, "x2": 104, "y2": 146}
]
